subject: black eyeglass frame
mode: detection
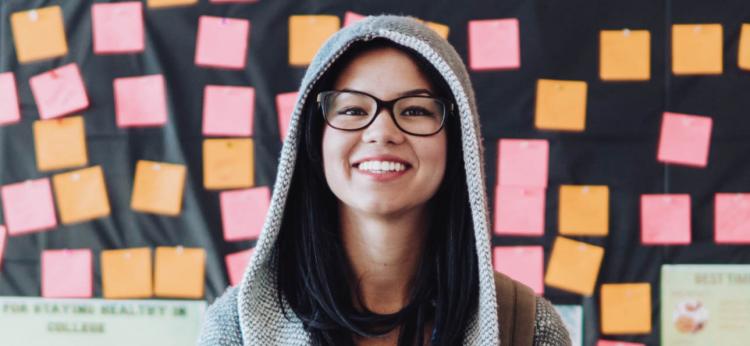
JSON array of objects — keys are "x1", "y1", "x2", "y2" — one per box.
[{"x1": 316, "y1": 90, "x2": 454, "y2": 137}]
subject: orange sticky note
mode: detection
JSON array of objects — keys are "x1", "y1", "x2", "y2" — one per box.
[
  {"x1": 544, "y1": 236, "x2": 604, "y2": 296},
  {"x1": 203, "y1": 139, "x2": 254, "y2": 190},
  {"x1": 154, "y1": 246, "x2": 206, "y2": 299},
  {"x1": 225, "y1": 248, "x2": 253, "y2": 286},
  {"x1": 559, "y1": 185, "x2": 609, "y2": 236},
  {"x1": 423, "y1": 21, "x2": 450, "y2": 39},
  {"x1": 600, "y1": 29, "x2": 650, "y2": 81},
  {"x1": 600, "y1": 283, "x2": 652, "y2": 335},
  {"x1": 288, "y1": 15, "x2": 340, "y2": 66},
  {"x1": 52, "y1": 166, "x2": 110, "y2": 225},
  {"x1": 131, "y1": 160, "x2": 186, "y2": 216},
  {"x1": 672, "y1": 24, "x2": 723, "y2": 75},
  {"x1": 535, "y1": 79, "x2": 587, "y2": 132},
  {"x1": 147, "y1": 0, "x2": 197, "y2": 9},
  {"x1": 33, "y1": 116, "x2": 88, "y2": 172},
  {"x1": 101, "y1": 247, "x2": 153, "y2": 299},
  {"x1": 10, "y1": 6, "x2": 68, "y2": 63},
  {"x1": 276, "y1": 92, "x2": 297, "y2": 140},
  {"x1": 715, "y1": 193, "x2": 750, "y2": 244},
  {"x1": 640, "y1": 194, "x2": 691, "y2": 245},
  {"x1": 740, "y1": 24, "x2": 750, "y2": 71},
  {"x1": 597, "y1": 340, "x2": 645, "y2": 346}
]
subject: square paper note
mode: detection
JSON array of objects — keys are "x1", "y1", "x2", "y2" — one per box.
[
  {"x1": 657, "y1": 112, "x2": 712, "y2": 167},
  {"x1": 600, "y1": 29, "x2": 650, "y2": 81},
  {"x1": 535, "y1": 79, "x2": 587, "y2": 132},
  {"x1": 559, "y1": 185, "x2": 609, "y2": 236},
  {"x1": 288, "y1": 15, "x2": 340, "y2": 66},
  {"x1": 468, "y1": 18, "x2": 520, "y2": 71},
  {"x1": 203, "y1": 85, "x2": 255, "y2": 136},
  {"x1": 131, "y1": 161, "x2": 186, "y2": 216},
  {"x1": 101, "y1": 247, "x2": 152, "y2": 299},
  {"x1": 225, "y1": 248, "x2": 254, "y2": 286},
  {"x1": 1, "y1": 178, "x2": 57, "y2": 236},
  {"x1": 423, "y1": 20, "x2": 450, "y2": 40},
  {"x1": 714, "y1": 193, "x2": 750, "y2": 244},
  {"x1": 672, "y1": 24, "x2": 723, "y2": 75},
  {"x1": 220, "y1": 187, "x2": 270, "y2": 241},
  {"x1": 92, "y1": 2, "x2": 144, "y2": 54},
  {"x1": 640, "y1": 194, "x2": 691, "y2": 245},
  {"x1": 0, "y1": 72, "x2": 21, "y2": 126},
  {"x1": 204, "y1": 139, "x2": 254, "y2": 190},
  {"x1": 41, "y1": 249, "x2": 92, "y2": 298},
  {"x1": 497, "y1": 139, "x2": 548, "y2": 187},
  {"x1": 195, "y1": 16, "x2": 250, "y2": 69},
  {"x1": 52, "y1": 166, "x2": 111, "y2": 225},
  {"x1": 33, "y1": 116, "x2": 88, "y2": 171},
  {"x1": 493, "y1": 246, "x2": 544, "y2": 294},
  {"x1": 114, "y1": 74, "x2": 168, "y2": 127},
  {"x1": 30, "y1": 63, "x2": 89, "y2": 120},
  {"x1": 10, "y1": 6, "x2": 68, "y2": 63},
  {"x1": 740, "y1": 24, "x2": 750, "y2": 71},
  {"x1": 154, "y1": 246, "x2": 206, "y2": 299},
  {"x1": 494, "y1": 186, "x2": 545, "y2": 236},
  {"x1": 600, "y1": 283, "x2": 652, "y2": 335},
  {"x1": 343, "y1": 11, "x2": 366, "y2": 27},
  {"x1": 544, "y1": 236, "x2": 604, "y2": 296},
  {"x1": 276, "y1": 92, "x2": 297, "y2": 140}
]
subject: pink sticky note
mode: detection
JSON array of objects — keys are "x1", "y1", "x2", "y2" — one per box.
[
  {"x1": 468, "y1": 18, "x2": 520, "y2": 71},
  {"x1": 497, "y1": 139, "x2": 548, "y2": 187},
  {"x1": 92, "y1": 2, "x2": 144, "y2": 54},
  {"x1": 114, "y1": 74, "x2": 168, "y2": 127},
  {"x1": 493, "y1": 246, "x2": 544, "y2": 294},
  {"x1": 0, "y1": 72, "x2": 21, "y2": 126},
  {"x1": 203, "y1": 85, "x2": 255, "y2": 136},
  {"x1": 29, "y1": 63, "x2": 89, "y2": 120},
  {"x1": 0, "y1": 226, "x2": 6, "y2": 270},
  {"x1": 494, "y1": 186, "x2": 545, "y2": 236},
  {"x1": 657, "y1": 112, "x2": 713, "y2": 167},
  {"x1": 41, "y1": 249, "x2": 93, "y2": 298},
  {"x1": 195, "y1": 16, "x2": 250, "y2": 70},
  {"x1": 344, "y1": 12, "x2": 366, "y2": 27},
  {"x1": 597, "y1": 340, "x2": 645, "y2": 346},
  {"x1": 220, "y1": 187, "x2": 270, "y2": 241},
  {"x1": 276, "y1": 92, "x2": 297, "y2": 141},
  {"x1": 225, "y1": 248, "x2": 254, "y2": 286},
  {"x1": 1, "y1": 178, "x2": 57, "y2": 236},
  {"x1": 641, "y1": 194, "x2": 691, "y2": 245},
  {"x1": 715, "y1": 193, "x2": 750, "y2": 244}
]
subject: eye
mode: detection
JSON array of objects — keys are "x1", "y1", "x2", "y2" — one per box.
[
  {"x1": 337, "y1": 107, "x2": 368, "y2": 116},
  {"x1": 401, "y1": 107, "x2": 434, "y2": 116}
]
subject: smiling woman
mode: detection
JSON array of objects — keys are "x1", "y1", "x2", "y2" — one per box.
[{"x1": 198, "y1": 15, "x2": 571, "y2": 346}]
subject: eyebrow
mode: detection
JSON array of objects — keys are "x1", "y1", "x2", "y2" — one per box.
[{"x1": 340, "y1": 88, "x2": 434, "y2": 97}]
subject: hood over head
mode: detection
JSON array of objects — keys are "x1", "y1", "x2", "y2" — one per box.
[{"x1": 238, "y1": 15, "x2": 499, "y2": 345}]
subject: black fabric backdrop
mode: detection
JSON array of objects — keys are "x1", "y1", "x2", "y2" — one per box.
[{"x1": 1, "y1": 0, "x2": 750, "y2": 344}]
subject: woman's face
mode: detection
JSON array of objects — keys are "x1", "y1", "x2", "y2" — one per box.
[{"x1": 321, "y1": 47, "x2": 448, "y2": 218}]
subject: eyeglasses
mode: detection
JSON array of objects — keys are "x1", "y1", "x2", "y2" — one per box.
[{"x1": 316, "y1": 90, "x2": 452, "y2": 136}]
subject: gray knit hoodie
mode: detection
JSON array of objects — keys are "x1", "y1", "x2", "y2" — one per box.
[{"x1": 198, "y1": 15, "x2": 571, "y2": 345}]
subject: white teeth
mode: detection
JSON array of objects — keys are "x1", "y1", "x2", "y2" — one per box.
[{"x1": 356, "y1": 160, "x2": 407, "y2": 173}]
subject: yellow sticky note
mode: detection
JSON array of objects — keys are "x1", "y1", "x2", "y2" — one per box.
[
  {"x1": 33, "y1": 116, "x2": 88, "y2": 172},
  {"x1": 534, "y1": 79, "x2": 587, "y2": 132},
  {"x1": 10, "y1": 6, "x2": 68, "y2": 63},
  {"x1": 289, "y1": 15, "x2": 340, "y2": 66},
  {"x1": 101, "y1": 247, "x2": 153, "y2": 299},
  {"x1": 559, "y1": 185, "x2": 609, "y2": 236},
  {"x1": 131, "y1": 160, "x2": 186, "y2": 216},
  {"x1": 544, "y1": 236, "x2": 604, "y2": 296},
  {"x1": 146, "y1": 0, "x2": 197, "y2": 9},
  {"x1": 739, "y1": 24, "x2": 750, "y2": 71},
  {"x1": 672, "y1": 24, "x2": 723, "y2": 75},
  {"x1": 600, "y1": 29, "x2": 650, "y2": 81},
  {"x1": 601, "y1": 283, "x2": 652, "y2": 335},
  {"x1": 204, "y1": 138, "x2": 254, "y2": 190},
  {"x1": 154, "y1": 246, "x2": 206, "y2": 299},
  {"x1": 424, "y1": 21, "x2": 450, "y2": 39},
  {"x1": 52, "y1": 166, "x2": 110, "y2": 225}
]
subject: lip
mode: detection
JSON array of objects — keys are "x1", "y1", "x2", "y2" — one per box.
[{"x1": 351, "y1": 155, "x2": 413, "y2": 182}]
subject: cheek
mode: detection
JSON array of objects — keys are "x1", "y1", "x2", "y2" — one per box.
[
  {"x1": 418, "y1": 132, "x2": 448, "y2": 190},
  {"x1": 321, "y1": 128, "x2": 354, "y2": 186}
]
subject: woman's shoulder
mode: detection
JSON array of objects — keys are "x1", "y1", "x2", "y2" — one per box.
[
  {"x1": 197, "y1": 285, "x2": 243, "y2": 346},
  {"x1": 532, "y1": 295, "x2": 572, "y2": 346}
]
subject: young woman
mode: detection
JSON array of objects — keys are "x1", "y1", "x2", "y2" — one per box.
[{"x1": 199, "y1": 15, "x2": 571, "y2": 345}]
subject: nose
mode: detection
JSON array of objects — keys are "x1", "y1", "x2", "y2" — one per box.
[{"x1": 361, "y1": 108, "x2": 406, "y2": 144}]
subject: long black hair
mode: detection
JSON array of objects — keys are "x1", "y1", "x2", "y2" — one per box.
[{"x1": 272, "y1": 38, "x2": 479, "y2": 345}]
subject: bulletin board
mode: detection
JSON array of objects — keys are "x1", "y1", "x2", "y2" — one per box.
[{"x1": 1, "y1": 0, "x2": 750, "y2": 345}]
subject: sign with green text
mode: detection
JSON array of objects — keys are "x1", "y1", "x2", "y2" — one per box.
[{"x1": 0, "y1": 297, "x2": 206, "y2": 346}]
